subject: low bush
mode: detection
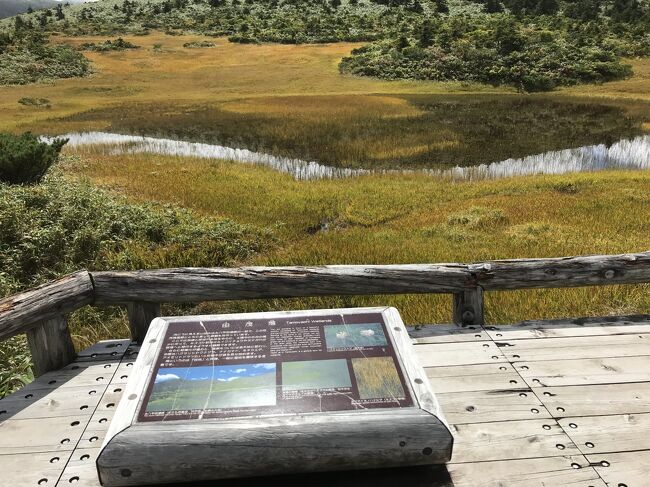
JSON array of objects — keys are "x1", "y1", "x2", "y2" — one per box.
[
  {"x1": 183, "y1": 40, "x2": 216, "y2": 48},
  {"x1": 339, "y1": 14, "x2": 635, "y2": 91},
  {"x1": 18, "y1": 97, "x2": 51, "y2": 108},
  {"x1": 0, "y1": 32, "x2": 90, "y2": 85},
  {"x1": 0, "y1": 172, "x2": 271, "y2": 294},
  {"x1": 0, "y1": 169, "x2": 273, "y2": 394},
  {"x1": 79, "y1": 37, "x2": 140, "y2": 52},
  {"x1": 0, "y1": 132, "x2": 67, "y2": 185}
]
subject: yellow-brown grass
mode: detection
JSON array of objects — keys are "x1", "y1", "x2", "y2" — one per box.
[
  {"x1": 352, "y1": 357, "x2": 405, "y2": 400},
  {"x1": 63, "y1": 151, "x2": 650, "y2": 325},
  {"x1": 3, "y1": 33, "x2": 650, "y2": 328},
  {"x1": 6, "y1": 33, "x2": 650, "y2": 135}
]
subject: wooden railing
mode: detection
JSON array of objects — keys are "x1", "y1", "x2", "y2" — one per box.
[{"x1": 1, "y1": 251, "x2": 649, "y2": 376}]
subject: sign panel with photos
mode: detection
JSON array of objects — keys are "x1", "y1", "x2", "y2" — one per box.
[
  {"x1": 139, "y1": 312, "x2": 412, "y2": 421},
  {"x1": 97, "y1": 308, "x2": 453, "y2": 487}
]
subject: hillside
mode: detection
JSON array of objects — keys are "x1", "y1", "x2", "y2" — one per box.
[
  {"x1": 0, "y1": 0, "x2": 94, "y2": 19},
  {"x1": 0, "y1": 1, "x2": 57, "y2": 19},
  {"x1": 1, "y1": 0, "x2": 648, "y2": 91}
]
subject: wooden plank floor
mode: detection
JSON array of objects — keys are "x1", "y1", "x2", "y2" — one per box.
[{"x1": 2, "y1": 314, "x2": 650, "y2": 486}]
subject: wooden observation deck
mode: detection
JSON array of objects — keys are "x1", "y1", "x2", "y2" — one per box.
[{"x1": 2, "y1": 252, "x2": 650, "y2": 486}]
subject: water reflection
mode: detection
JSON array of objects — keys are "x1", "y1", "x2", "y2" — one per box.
[{"x1": 52, "y1": 132, "x2": 650, "y2": 181}]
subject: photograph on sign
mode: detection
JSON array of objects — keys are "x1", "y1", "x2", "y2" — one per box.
[{"x1": 138, "y1": 312, "x2": 413, "y2": 422}]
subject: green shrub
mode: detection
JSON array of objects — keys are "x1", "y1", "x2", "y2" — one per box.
[
  {"x1": 0, "y1": 171, "x2": 273, "y2": 396},
  {"x1": 0, "y1": 132, "x2": 67, "y2": 185},
  {"x1": 0, "y1": 171, "x2": 271, "y2": 295},
  {"x1": 18, "y1": 97, "x2": 51, "y2": 108},
  {"x1": 79, "y1": 37, "x2": 140, "y2": 52},
  {"x1": 183, "y1": 41, "x2": 216, "y2": 48},
  {"x1": 0, "y1": 336, "x2": 33, "y2": 397},
  {"x1": 0, "y1": 33, "x2": 91, "y2": 85},
  {"x1": 339, "y1": 14, "x2": 636, "y2": 91}
]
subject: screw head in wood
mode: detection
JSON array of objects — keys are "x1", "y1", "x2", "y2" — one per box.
[{"x1": 462, "y1": 310, "x2": 475, "y2": 324}]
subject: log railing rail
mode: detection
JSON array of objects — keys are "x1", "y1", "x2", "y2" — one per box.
[{"x1": 1, "y1": 251, "x2": 649, "y2": 376}]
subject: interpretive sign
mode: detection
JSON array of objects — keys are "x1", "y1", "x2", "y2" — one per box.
[
  {"x1": 97, "y1": 307, "x2": 453, "y2": 487},
  {"x1": 139, "y1": 312, "x2": 412, "y2": 422}
]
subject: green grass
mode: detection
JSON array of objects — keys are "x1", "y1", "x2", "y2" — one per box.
[
  {"x1": 0, "y1": 336, "x2": 33, "y2": 397},
  {"x1": 282, "y1": 359, "x2": 352, "y2": 390},
  {"x1": 146, "y1": 373, "x2": 277, "y2": 412},
  {"x1": 0, "y1": 166, "x2": 272, "y2": 396}
]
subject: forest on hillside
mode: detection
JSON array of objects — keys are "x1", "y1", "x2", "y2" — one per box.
[{"x1": 1, "y1": 0, "x2": 649, "y2": 90}]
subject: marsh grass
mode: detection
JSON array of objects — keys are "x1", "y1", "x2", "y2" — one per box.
[
  {"x1": 3, "y1": 34, "x2": 648, "y2": 170},
  {"x1": 65, "y1": 151, "x2": 650, "y2": 326},
  {"x1": 2, "y1": 34, "x2": 650, "y2": 394}
]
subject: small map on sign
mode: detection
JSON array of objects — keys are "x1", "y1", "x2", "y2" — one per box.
[{"x1": 138, "y1": 312, "x2": 413, "y2": 422}]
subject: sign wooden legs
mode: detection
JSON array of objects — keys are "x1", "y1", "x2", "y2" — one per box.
[
  {"x1": 452, "y1": 288, "x2": 484, "y2": 327},
  {"x1": 126, "y1": 301, "x2": 161, "y2": 344}
]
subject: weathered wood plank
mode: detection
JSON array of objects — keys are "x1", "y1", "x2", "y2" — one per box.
[
  {"x1": 27, "y1": 315, "x2": 77, "y2": 377},
  {"x1": 0, "y1": 385, "x2": 102, "y2": 421},
  {"x1": 58, "y1": 463, "x2": 102, "y2": 487},
  {"x1": 91, "y1": 265, "x2": 473, "y2": 305},
  {"x1": 0, "y1": 270, "x2": 94, "y2": 340},
  {"x1": 126, "y1": 301, "x2": 160, "y2": 343},
  {"x1": 501, "y1": 334, "x2": 650, "y2": 362},
  {"x1": 452, "y1": 288, "x2": 484, "y2": 327},
  {"x1": 416, "y1": 342, "x2": 506, "y2": 367},
  {"x1": 0, "y1": 452, "x2": 72, "y2": 487},
  {"x1": 408, "y1": 325, "x2": 489, "y2": 343},
  {"x1": 76, "y1": 339, "x2": 132, "y2": 358},
  {"x1": 88, "y1": 251, "x2": 650, "y2": 304},
  {"x1": 559, "y1": 413, "x2": 650, "y2": 454},
  {"x1": 587, "y1": 450, "x2": 650, "y2": 487},
  {"x1": 473, "y1": 251, "x2": 650, "y2": 290},
  {"x1": 426, "y1": 363, "x2": 523, "y2": 393},
  {"x1": 518, "y1": 356, "x2": 650, "y2": 387},
  {"x1": 0, "y1": 416, "x2": 86, "y2": 454},
  {"x1": 450, "y1": 419, "x2": 581, "y2": 463},
  {"x1": 447, "y1": 455, "x2": 605, "y2": 487},
  {"x1": 537, "y1": 383, "x2": 650, "y2": 417},
  {"x1": 61, "y1": 463, "x2": 456, "y2": 487},
  {"x1": 438, "y1": 389, "x2": 550, "y2": 424},
  {"x1": 16, "y1": 361, "x2": 119, "y2": 393},
  {"x1": 485, "y1": 315, "x2": 650, "y2": 340},
  {"x1": 99, "y1": 410, "x2": 453, "y2": 485}
]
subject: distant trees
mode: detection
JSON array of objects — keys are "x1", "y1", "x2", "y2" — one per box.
[
  {"x1": 1, "y1": 0, "x2": 647, "y2": 92},
  {"x1": 340, "y1": 14, "x2": 633, "y2": 92},
  {"x1": 434, "y1": 0, "x2": 449, "y2": 13},
  {"x1": 562, "y1": 0, "x2": 601, "y2": 20},
  {"x1": 0, "y1": 26, "x2": 91, "y2": 85},
  {"x1": 608, "y1": 0, "x2": 644, "y2": 22},
  {"x1": 55, "y1": 4, "x2": 65, "y2": 21},
  {"x1": 0, "y1": 133, "x2": 67, "y2": 185}
]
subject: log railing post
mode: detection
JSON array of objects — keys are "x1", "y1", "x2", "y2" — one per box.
[
  {"x1": 452, "y1": 288, "x2": 484, "y2": 327},
  {"x1": 126, "y1": 302, "x2": 161, "y2": 344},
  {"x1": 26, "y1": 315, "x2": 76, "y2": 377}
]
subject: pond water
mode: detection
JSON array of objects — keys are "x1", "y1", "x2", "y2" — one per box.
[{"x1": 53, "y1": 131, "x2": 650, "y2": 181}]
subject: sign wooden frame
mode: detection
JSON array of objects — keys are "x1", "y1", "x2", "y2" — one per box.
[{"x1": 97, "y1": 307, "x2": 453, "y2": 486}]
